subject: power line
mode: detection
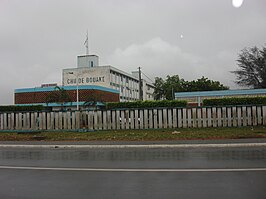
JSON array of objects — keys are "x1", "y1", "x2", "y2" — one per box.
[{"x1": 141, "y1": 70, "x2": 154, "y2": 83}]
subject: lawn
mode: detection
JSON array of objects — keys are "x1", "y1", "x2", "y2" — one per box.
[{"x1": 0, "y1": 126, "x2": 266, "y2": 141}]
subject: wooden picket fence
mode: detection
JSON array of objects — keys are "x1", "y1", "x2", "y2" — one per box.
[{"x1": 0, "y1": 105, "x2": 266, "y2": 131}]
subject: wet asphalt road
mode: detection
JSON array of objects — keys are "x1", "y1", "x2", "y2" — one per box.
[{"x1": 0, "y1": 141, "x2": 265, "y2": 199}]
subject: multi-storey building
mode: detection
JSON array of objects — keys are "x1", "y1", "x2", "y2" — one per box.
[
  {"x1": 14, "y1": 54, "x2": 155, "y2": 110},
  {"x1": 62, "y1": 54, "x2": 154, "y2": 102}
]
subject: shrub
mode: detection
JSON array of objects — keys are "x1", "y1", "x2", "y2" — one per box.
[
  {"x1": 0, "y1": 105, "x2": 46, "y2": 112},
  {"x1": 203, "y1": 96, "x2": 266, "y2": 106},
  {"x1": 106, "y1": 100, "x2": 187, "y2": 109}
]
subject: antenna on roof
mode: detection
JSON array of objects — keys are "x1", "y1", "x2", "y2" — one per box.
[{"x1": 84, "y1": 30, "x2": 89, "y2": 55}]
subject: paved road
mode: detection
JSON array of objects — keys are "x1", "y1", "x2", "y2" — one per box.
[{"x1": 0, "y1": 141, "x2": 265, "y2": 199}]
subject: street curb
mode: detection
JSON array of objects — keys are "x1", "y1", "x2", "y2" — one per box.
[{"x1": 0, "y1": 143, "x2": 266, "y2": 149}]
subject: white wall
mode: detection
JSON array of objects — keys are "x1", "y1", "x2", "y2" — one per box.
[
  {"x1": 62, "y1": 67, "x2": 110, "y2": 87},
  {"x1": 77, "y1": 55, "x2": 99, "y2": 68}
]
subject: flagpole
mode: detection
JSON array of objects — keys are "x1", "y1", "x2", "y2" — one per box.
[{"x1": 85, "y1": 30, "x2": 89, "y2": 55}]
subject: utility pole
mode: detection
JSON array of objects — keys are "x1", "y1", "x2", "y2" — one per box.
[{"x1": 138, "y1": 67, "x2": 142, "y2": 101}]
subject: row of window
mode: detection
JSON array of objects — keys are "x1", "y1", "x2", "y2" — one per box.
[
  {"x1": 120, "y1": 96, "x2": 138, "y2": 101},
  {"x1": 110, "y1": 70, "x2": 139, "y2": 89}
]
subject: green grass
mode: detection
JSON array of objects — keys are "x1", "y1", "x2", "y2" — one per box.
[{"x1": 0, "y1": 126, "x2": 266, "y2": 141}]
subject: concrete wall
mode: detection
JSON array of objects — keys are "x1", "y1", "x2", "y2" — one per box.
[
  {"x1": 63, "y1": 67, "x2": 111, "y2": 88},
  {"x1": 77, "y1": 55, "x2": 99, "y2": 68}
]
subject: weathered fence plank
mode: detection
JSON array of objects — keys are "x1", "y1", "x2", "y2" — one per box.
[
  {"x1": 217, "y1": 108, "x2": 222, "y2": 127},
  {"x1": 163, "y1": 109, "x2": 167, "y2": 129},
  {"x1": 252, "y1": 106, "x2": 257, "y2": 126},
  {"x1": 263, "y1": 106, "x2": 266, "y2": 125},
  {"x1": 158, "y1": 109, "x2": 162, "y2": 129},
  {"x1": 63, "y1": 112, "x2": 67, "y2": 130},
  {"x1": 94, "y1": 111, "x2": 98, "y2": 130},
  {"x1": 38, "y1": 113, "x2": 43, "y2": 130},
  {"x1": 59, "y1": 112, "x2": 63, "y2": 130},
  {"x1": 97, "y1": 111, "x2": 102, "y2": 130},
  {"x1": 192, "y1": 108, "x2": 197, "y2": 128},
  {"x1": 182, "y1": 108, "x2": 187, "y2": 128},
  {"x1": 257, "y1": 106, "x2": 262, "y2": 125},
  {"x1": 125, "y1": 110, "x2": 129, "y2": 130},
  {"x1": 212, "y1": 108, "x2": 217, "y2": 127},
  {"x1": 30, "y1": 113, "x2": 35, "y2": 130},
  {"x1": 3, "y1": 113, "x2": 8, "y2": 130},
  {"x1": 111, "y1": 110, "x2": 116, "y2": 130},
  {"x1": 71, "y1": 112, "x2": 76, "y2": 129},
  {"x1": 197, "y1": 108, "x2": 202, "y2": 128},
  {"x1": 14, "y1": 113, "x2": 19, "y2": 130},
  {"x1": 55, "y1": 112, "x2": 59, "y2": 130},
  {"x1": 107, "y1": 110, "x2": 111, "y2": 130},
  {"x1": 232, "y1": 107, "x2": 237, "y2": 127},
  {"x1": 67, "y1": 112, "x2": 71, "y2": 130},
  {"x1": 0, "y1": 105, "x2": 265, "y2": 131},
  {"x1": 139, "y1": 110, "x2": 144, "y2": 129},
  {"x1": 153, "y1": 109, "x2": 158, "y2": 129},
  {"x1": 130, "y1": 110, "x2": 134, "y2": 129},
  {"x1": 187, "y1": 109, "x2": 192, "y2": 128},
  {"x1": 135, "y1": 110, "x2": 139, "y2": 129},
  {"x1": 168, "y1": 109, "x2": 173, "y2": 129},
  {"x1": 10, "y1": 113, "x2": 14, "y2": 130},
  {"x1": 242, "y1": 107, "x2": 247, "y2": 127},
  {"x1": 0, "y1": 114, "x2": 3, "y2": 130},
  {"x1": 207, "y1": 108, "x2": 212, "y2": 127},
  {"x1": 237, "y1": 107, "x2": 242, "y2": 127},
  {"x1": 247, "y1": 106, "x2": 252, "y2": 126},
  {"x1": 120, "y1": 111, "x2": 125, "y2": 130},
  {"x1": 88, "y1": 111, "x2": 93, "y2": 130},
  {"x1": 149, "y1": 109, "x2": 153, "y2": 129},
  {"x1": 222, "y1": 107, "x2": 227, "y2": 127},
  {"x1": 173, "y1": 108, "x2": 177, "y2": 128},
  {"x1": 76, "y1": 111, "x2": 81, "y2": 129},
  {"x1": 227, "y1": 108, "x2": 232, "y2": 127},
  {"x1": 202, "y1": 108, "x2": 207, "y2": 128}
]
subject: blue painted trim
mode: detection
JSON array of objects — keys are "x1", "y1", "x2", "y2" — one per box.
[
  {"x1": 175, "y1": 89, "x2": 266, "y2": 98},
  {"x1": 15, "y1": 85, "x2": 119, "y2": 94}
]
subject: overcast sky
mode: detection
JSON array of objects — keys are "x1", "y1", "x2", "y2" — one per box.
[{"x1": 1, "y1": 0, "x2": 266, "y2": 104}]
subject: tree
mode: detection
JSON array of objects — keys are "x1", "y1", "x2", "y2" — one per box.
[
  {"x1": 153, "y1": 77, "x2": 165, "y2": 100},
  {"x1": 153, "y1": 75, "x2": 229, "y2": 100},
  {"x1": 153, "y1": 75, "x2": 183, "y2": 100},
  {"x1": 181, "y1": 77, "x2": 229, "y2": 92},
  {"x1": 46, "y1": 86, "x2": 72, "y2": 110},
  {"x1": 163, "y1": 75, "x2": 183, "y2": 100},
  {"x1": 231, "y1": 45, "x2": 266, "y2": 88}
]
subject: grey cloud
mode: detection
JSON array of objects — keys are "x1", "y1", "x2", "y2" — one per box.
[{"x1": 0, "y1": 0, "x2": 265, "y2": 104}]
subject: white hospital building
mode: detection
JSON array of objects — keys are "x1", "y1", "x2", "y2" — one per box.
[{"x1": 62, "y1": 54, "x2": 155, "y2": 102}]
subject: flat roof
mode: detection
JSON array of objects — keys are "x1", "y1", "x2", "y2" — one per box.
[
  {"x1": 15, "y1": 85, "x2": 120, "y2": 94},
  {"x1": 77, "y1": 54, "x2": 99, "y2": 57},
  {"x1": 175, "y1": 89, "x2": 266, "y2": 98}
]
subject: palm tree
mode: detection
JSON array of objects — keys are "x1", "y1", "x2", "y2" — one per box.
[{"x1": 46, "y1": 86, "x2": 72, "y2": 110}]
